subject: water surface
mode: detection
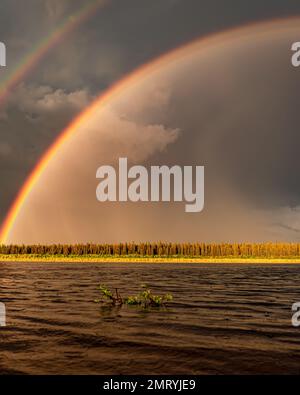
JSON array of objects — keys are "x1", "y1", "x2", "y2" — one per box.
[{"x1": 0, "y1": 262, "x2": 300, "y2": 374}]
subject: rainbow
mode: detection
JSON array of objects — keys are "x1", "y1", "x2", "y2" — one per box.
[
  {"x1": 1, "y1": 16, "x2": 300, "y2": 244},
  {"x1": 0, "y1": 0, "x2": 108, "y2": 106}
]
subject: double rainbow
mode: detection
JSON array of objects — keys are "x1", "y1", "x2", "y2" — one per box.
[
  {"x1": 0, "y1": 0, "x2": 108, "y2": 106},
  {"x1": 1, "y1": 16, "x2": 299, "y2": 243}
]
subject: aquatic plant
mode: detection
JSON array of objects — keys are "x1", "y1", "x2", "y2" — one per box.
[
  {"x1": 95, "y1": 285, "x2": 123, "y2": 306},
  {"x1": 95, "y1": 284, "x2": 173, "y2": 308}
]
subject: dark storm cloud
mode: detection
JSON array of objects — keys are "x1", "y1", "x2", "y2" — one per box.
[{"x1": 1, "y1": 0, "x2": 300, "y2": 226}]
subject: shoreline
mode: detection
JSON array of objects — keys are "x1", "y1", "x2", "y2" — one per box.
[{"x1": 1, "y1": 255, "x2": 300, "y2": 264}]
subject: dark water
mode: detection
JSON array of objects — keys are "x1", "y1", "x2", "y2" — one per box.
[{"x1": 0, "y1": 262, "x2": 300, "y2": 375}]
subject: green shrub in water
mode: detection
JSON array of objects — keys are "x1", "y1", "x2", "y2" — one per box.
[{"x1": 95, "y1": 284, "x2": 173, "y2": 308}]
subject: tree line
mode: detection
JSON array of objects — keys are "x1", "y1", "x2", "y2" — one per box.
[{"x1": 0, "y1": 242, "x2": 300, "y2": 257}]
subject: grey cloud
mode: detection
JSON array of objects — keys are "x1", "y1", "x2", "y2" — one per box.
[
  {"x1": 270, "y1": 206, "x2": 300, "y2": 238},
  {"x1": 0, "y1": 83, "x2": 93, "y2": 219},
  {"x1": 8, "y1": 84, "x2": 92, "y2": 115}
]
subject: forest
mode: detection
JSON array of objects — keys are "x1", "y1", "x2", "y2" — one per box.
[{"x1": 0, "y1": 242, "x2": 300, "y2": 258}]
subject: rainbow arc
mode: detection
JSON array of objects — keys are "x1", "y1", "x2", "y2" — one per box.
[{"x1": 1, "y1": 16, "x2": 300, "y2": 243}]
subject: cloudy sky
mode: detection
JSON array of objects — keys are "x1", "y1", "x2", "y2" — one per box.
[{"x1": 1, "y1": 0, "x2": 300, "y2": 243}]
